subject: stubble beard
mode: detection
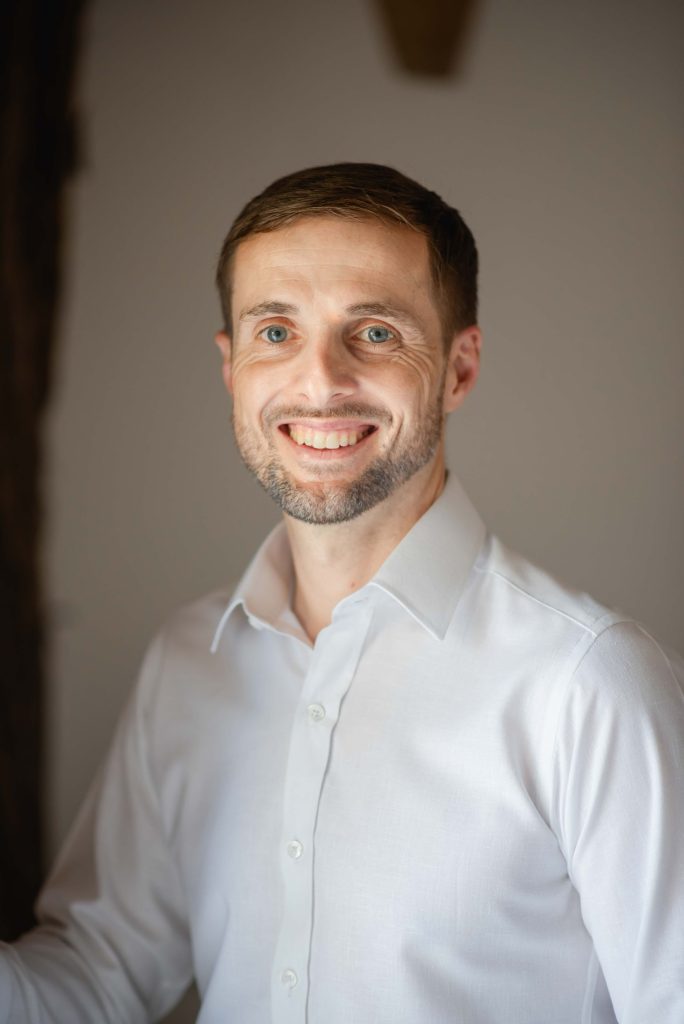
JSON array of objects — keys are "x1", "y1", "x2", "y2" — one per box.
[{"x1": 232, "y1": 393, "x2": 445, "y2": 525}]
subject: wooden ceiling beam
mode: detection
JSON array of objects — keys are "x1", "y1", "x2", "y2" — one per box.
[{"x1": 373, "y1": 0, "x2": 479, "y2": 77}]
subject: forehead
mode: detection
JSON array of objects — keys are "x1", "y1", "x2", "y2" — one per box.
[{"x1": 231, "y1": 216, "x2": 435, "y2": 314}]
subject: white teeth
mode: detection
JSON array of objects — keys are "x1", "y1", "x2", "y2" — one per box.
[{"x1": 288, "y1": 425, "x2": 368, "y2": 449}]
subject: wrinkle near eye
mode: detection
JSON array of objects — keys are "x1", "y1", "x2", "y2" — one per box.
[{"x1": 383, "y1": 342, "x2": 441, "y2": 404}]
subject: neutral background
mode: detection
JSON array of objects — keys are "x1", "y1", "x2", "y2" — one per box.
[{"x1": 44, "y1": 0, "x2": 682, "y2": 1017}]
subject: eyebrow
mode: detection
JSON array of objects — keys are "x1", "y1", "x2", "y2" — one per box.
[
  {"x1": 344, "y1": 302, "x2": 423, "y2": 329},
  {"x1": 239, "y1": 299, "x2": 423, "y2": 330},
  {"x1": 239, "y1": 301, "x2": 299, "y2": 322}
]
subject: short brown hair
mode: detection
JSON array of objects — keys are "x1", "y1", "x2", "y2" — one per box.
[{"x1": 216, "y1": 162, "x2": 478, "y2": 339}]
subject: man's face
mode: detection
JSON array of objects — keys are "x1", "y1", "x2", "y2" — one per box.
[{"x1": 218, "y1": 215, "x2": 471, "y2": 524}]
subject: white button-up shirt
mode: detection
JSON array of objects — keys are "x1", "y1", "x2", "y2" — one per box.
[{"x1": 2, "y1": 473, "x2": 683, "y2": 1023}]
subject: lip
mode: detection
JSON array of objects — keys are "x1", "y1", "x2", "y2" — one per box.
[{"x1": 278, "y1": 418, "x2": 376, "y2": 432}]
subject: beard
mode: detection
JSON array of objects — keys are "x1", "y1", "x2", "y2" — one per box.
[{"x1": 232, "y1": 392, "x2": 445, "y2": 525}]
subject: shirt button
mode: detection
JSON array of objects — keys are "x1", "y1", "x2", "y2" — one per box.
[
  {"x1": 307, "y1": 703, "x2": 325, "y2": 722},
  {"x1": 286, "y1": 839, "x2": 303, "y2": 859},
  {"x1": 281, "y1": 968, "x2": 298, "y2": 989}
]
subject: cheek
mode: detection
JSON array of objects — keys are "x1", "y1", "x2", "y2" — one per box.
[
  {"x1": 230, "y1": 356, "x2": 302, "y2": 450},
  {"x1": 229, "y1": 367, "x2": 265, "y2": 431},
  {"x1": 230, "y1": 345, "x2": 267, "y2": 382},
  {"x1": 230, "y1": 350, "x2": 285, "y2": 412},
  {"x1": 383, "y1": 346, "x2": 443, "y2": 409}
]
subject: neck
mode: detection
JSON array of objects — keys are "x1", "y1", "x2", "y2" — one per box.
[{"x1": 285, "y1": 452, "x2": 447, "y2": 642}]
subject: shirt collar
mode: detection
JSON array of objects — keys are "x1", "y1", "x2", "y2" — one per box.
[
  {"x1": 210, "y1": 523, "x2": 295, "y2": 652},
  {"x1": 368, "y1": 471, "x2": 487, "y2": 639},
  {"x1": 211, "y1": 471, "x2": 487, "y2": 651}
]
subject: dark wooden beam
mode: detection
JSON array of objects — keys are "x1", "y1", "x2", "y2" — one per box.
[
  {"x1": 0, "y1": 0, "x2": 88, "y2": 940},
  {"x1": 373, "y1": 0, "x2": 480, "y2": 77}
]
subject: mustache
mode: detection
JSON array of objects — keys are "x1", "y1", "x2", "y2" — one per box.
[{"x1": 264, "y1": 403, "x2": 393, "y2": 427}]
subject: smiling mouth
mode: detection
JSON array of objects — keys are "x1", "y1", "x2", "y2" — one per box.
[{"x1": 283, "y1": 424, "x2": 376, "y2": 450}]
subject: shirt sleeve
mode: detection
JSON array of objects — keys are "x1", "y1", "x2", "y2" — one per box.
[
  {"x1": 0, "y1": 631, "x2": 193, "y2": 1024},
  {"x1": 553, "y1": 619, "x2": 684, "y2": 1023}
]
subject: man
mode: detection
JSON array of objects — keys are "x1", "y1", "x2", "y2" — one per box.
[{"x1": 1, "y1": 163, "x2": 683, "y2": 1023}]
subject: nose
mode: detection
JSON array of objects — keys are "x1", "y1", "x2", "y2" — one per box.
[{"x1": 294, "y1": 334, "x2": 357, "y2": 407}]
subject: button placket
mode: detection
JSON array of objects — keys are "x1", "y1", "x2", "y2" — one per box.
[{"x1": 271, "y1": 602, "x2": 375, "y2": 1023}]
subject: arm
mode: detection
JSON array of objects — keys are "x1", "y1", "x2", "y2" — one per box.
[
  {"x1": 553, "y1": 620, "x2": 684, "y2": 1023},
  {"x1": 0, "y1": 633, "x2": 193, "y2": 1023}
]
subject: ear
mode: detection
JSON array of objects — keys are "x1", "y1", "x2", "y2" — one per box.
[
  {"x1": 443, "y1": 326, "x2": 482, "y2": 414},
  {"x1": 214, "y1": 330, "x2": 233, "y2": 394}
]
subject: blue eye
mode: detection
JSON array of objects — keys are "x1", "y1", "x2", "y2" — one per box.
[
  {"x1": 263, "y1": 325, "x2": 289, "y2": 343},
  {"x1": 364, "y1": 325, "x2": 394, "y2": 344}
]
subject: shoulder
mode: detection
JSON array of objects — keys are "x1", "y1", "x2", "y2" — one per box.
[
  {"x1": 461, "y1": 534, "x2": 623, "y2": 688},
  {"x1": 158, "y1": 586, "x2": 237, "y2": 652},
  {"x1": 134, "y1": 585, "x2": 238, "y2": 705},
  {"x1": 470, "y1": 534, "x2": 683, "y2": 704},
  {"x1": 475, "y1": 534, "x2": 616, "y2": 636},
  {"x1": 563, "y1": 617, "x2": 684, "y2": 716}
]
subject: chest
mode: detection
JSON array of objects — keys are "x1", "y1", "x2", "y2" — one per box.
[{"x1": 157, "y1": 611, "x2": 568, "y2": 962}]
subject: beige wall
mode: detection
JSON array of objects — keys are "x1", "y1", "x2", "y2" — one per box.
[{"x1": 45, "y1": 0, "x2": 682, "y2": 1004}]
